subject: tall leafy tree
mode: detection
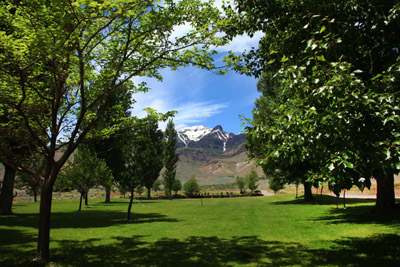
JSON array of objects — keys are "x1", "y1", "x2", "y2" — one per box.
[
  {"x1": 236, "y1": 176, "x2": 246, "y2": 194},
  {"x1": 0, "y1": 0, "x2": 24, "y2": 215},
  {"x1": 0, "y1": 0, "x2": 228, "y2": 260},
  {"x1": 248, "y1": 73, "x2": 316, "y2": 200},
  {"x1": 172, "y1": 178, "x2": 182, "y2": 196},
  {"x1": 225, "y1": 0, "x2": 400, "y2": 210},
  {"x1": 140, "y1": 118, "x2": 164, "y2": 199},
  {"x1": 88, "y1": 87, "x2": 133, "y2": 203},
  {"x1": 269, "y1": 173, "x2": 285, "y2": 195},
  {"x1": 183, "y1": 175, "x2": 200, "y2": 197},
  {"x1": 246, "y1": 168, "x2": 259, "y2": 195},
  {"x1": 163, "y1": 119, "x2": 179, "y2": 199},
  {"x1": 58, "y1": 145, "x2": 112, "y2": 211},
  {"x1": 14, "y1": 153, "x2": 47, "y2": 203},
  {"x1": 15, "y1": 172, "x2": 40, "y2": 202},
  {"x1": 119, "y1": 115, "x2": 164, "y2": 219}
]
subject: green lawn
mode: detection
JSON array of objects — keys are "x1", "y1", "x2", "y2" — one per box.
[{"x1": 1, "y1": 195, "x2": 400, "y2": 266}]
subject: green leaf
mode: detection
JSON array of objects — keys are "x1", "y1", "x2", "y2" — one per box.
[
  {"x1": 396, "y1": 162, "x2": 400, "y2": 170},
  {"x1": 371, "y1": 74, "x2": 382, "y2": 80},
  {"x1": 344, "y1": 161, "x2": 354, "y2": 168}
]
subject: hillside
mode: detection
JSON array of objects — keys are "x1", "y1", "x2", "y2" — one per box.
[{"x1": 174, "y1": 125, "x2": 264, "y2": 186}]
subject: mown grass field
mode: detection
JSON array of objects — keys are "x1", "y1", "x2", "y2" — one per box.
[{"x1": 1, "y1": 194, "x2": 400, "y2": 266}]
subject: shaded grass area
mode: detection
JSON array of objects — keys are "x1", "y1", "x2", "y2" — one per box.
[
  {"x1": 1, "y1": 195, "x2": 400, "y2": 266},
  {"x1": 272, "y1": 194, "x2": 377, "y2": 206},
  {"x1": 3, "y1": 234, "x2": 400, "y2": 267}
]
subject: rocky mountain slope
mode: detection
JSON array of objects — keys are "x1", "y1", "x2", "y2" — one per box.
[
  {"x1": 177, "y1": 125, "x2": 246, "y2": 152},
  {"x1": 174, "y1": 125, "x2": 263, "y2": 185}
]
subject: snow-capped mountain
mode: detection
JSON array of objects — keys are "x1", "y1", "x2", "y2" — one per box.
[
  {"x1": 172, "y1": 125, "x2": 262, "y2": 186},
  {"x1": 177, "y1": 125, "x2": 213, "y2": 145},
  {"x1": 176, "y1": 125, "x2": 245, "y2": 152}
]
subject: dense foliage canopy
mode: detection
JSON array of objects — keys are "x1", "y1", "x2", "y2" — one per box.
[
  {"x1": 0, "y1": 0, "x2": 228, "y2": 260},
  {"x1": 225, "y1": 0, "x2": 400, "y2": 209}
]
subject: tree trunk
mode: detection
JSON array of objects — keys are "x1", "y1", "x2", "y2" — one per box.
[
  {"x1": 375, "y1": 172, "x2": 395, "y2": 211},
  {"x1": 84, "y1": 190, "x2": 88, "y2": 206},
  {"x1": 36, "y1": 184, "x2": 53, "y2": 261},
  {"x1": 127, "y1": 187, "x2": 134, "y2": 221},
  {"x1": 78, "y1": 192, "x2": 83, "y2": 212},
  {"x1": 105, "y1": 186, "x2": 111, "y2": 203},
  {"x1": 34, "y1": 188, "x2": 38, "y2": 202},
  {"x1": 147, "y1": 186, "x2": 151, "y2": 199},
  {"x1": 304, "y1": 182, "x2": 314, "y2": 201},
  {"x1": 0, "y1": 164, "x2": 16, "y2": 215},
  {"x1": 295, "y1": 183, "x2": 299, "y2": 199},
  {"x1": 336, "y1": 194, "x2": 339, "y2": 209},
  {"x1": 319, "y1": 185, "x2": 324, "y2": 205},
  {"x1": 343, "y1": 190, "x2": 346, "y2": 209}
]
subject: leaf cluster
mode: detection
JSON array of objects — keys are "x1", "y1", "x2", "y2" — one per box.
[
  {"x1": 0, "y1": 0, "x2": 229, "y2": 186},
  {"x1": 232, "y1": 0, "x2": 400, "y2": 196}
]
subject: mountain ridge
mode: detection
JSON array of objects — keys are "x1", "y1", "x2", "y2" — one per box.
[
  {"x1": 176, "y1": 125, "x2": 245, "y2": 152},
  {"x1": 173, "y1": 125, "x2": 264, "y2": 186}
]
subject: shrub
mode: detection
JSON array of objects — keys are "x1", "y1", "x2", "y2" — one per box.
[
  {"x1": 172, "y1": 179, "x2": 182, "y2": 195},
  {"x1": 246, "y1": 168, "x2": 259, "y2": 194},
  {"x1": 269, "y1": 176, "x2": 285, "y2": 195},
  {"x1": 183, "y1": 175, "x2": 200, "y2": 197}
]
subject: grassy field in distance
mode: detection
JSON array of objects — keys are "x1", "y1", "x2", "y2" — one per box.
[{"x1": 1, "y1": 194, "x2": 400, "y2": 266}]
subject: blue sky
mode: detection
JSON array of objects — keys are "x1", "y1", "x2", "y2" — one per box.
[{"x1": 131, "y1": 1, "x2": 263, "y2": 134}]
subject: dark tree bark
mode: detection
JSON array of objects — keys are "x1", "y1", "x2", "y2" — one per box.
[
  {"x1": 343, "y1": 190, "x2": 346, "y2": 209},
  {"x1": 84, "y1": 190, "x2": 88, "y2": 206},
  {"x1": 127, "y1": 187, "x2": 134, "y2": 221},
  {"x1": 375, "y1": 172, "x2": 395, "y2": 211},
  {"x1": 105, "y1": 186, "x2": 111, "y2": 203},
  {"x1": 304, "y1": 182, "x2": 314, "y2": 201},
  {"x1": 78, "y1": 192, "x2": 84, "y2": 212},
  {"x1": 33, "y1": 188, "x2": 38, "y2": 202},
  {"x1": 146, "y1": 186, "x2": 151, "y2": 199},
  {"x1": 0, "y1": 164, "x2": 16, "y2": 215},
  {"x1": 36, "y1": 184, "x2": 53, "y2": 261}
]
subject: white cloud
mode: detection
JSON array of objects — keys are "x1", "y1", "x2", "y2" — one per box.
[
  {"x1": 130, "y1": 71, "x2": 229, "y2": 130},
  {"x1": 165, "y1": 0, "x2": 262, "y2": 54},
  {"x1": 217, "y1": 31, "x2": 263, "y2": 53},
  {"x1": 169, "y1": 22, "x2": 193, "y2": 41},
  {"x1": 173, "y1": 101, "x2": 229, "y2": 129}
]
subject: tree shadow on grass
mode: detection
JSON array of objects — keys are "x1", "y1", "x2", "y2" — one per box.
[
  {"x1": 4, "y1": 234, "x2": 400, "y2": 266},
  {"x1": 272, "y1": 194, "x2": 376, "y2": 206},
  {"x1": 0, "y1": 210, "x2": 180, "y2": 230},
  {"x1": 0, "y1": 229, "x2": 37, "y2": 266},
  {"x1": 314, "y1": 205, "x2": 400, "y2": 227},
  {"x1": 0, "y1": 228, "x2": 36, "y2": 246},
  {"x1": 312, "y1": 234, "x2": 400, "y2": 266},
  {"x1": 45, "y1": 235, "x2": 312, "y2": 267}
]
